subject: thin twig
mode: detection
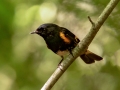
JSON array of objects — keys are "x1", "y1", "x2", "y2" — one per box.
[{"x1": 88, "y1": 16, "x2": 95, "y2": 26}]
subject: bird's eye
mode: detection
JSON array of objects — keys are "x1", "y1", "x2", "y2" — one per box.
[
  {"x1": 37, "y1": 27, "x2": 45, "y2": 31},
  {"x1": 40, "y1": 27, "x2": 46, "y2": 31}
]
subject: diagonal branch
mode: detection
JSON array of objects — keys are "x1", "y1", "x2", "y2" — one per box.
[{"x1": 41, "y1": 0, "x2": 120, "y2": 90}]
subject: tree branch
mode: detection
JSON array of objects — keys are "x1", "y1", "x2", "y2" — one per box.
[{"x1": 41, "y1": 0, "x2": 120, "y2": 90}]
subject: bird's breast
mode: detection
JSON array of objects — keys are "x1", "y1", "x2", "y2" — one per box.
[{"x1": 56, "y1": 50, "x2": 68, "y2": 56}]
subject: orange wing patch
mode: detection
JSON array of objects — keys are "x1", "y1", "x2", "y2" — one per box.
[{"x1": 60, "y1": 32, "x2": 71, "y2": 43}]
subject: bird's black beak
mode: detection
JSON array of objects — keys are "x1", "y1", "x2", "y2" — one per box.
[{"x1": 30, "y1": 31, "x2": 38, "y2": 34}]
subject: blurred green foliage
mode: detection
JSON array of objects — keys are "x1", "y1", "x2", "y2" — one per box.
[{"x1": 0, "y1": 0, "x2": 120, "y2": 90}]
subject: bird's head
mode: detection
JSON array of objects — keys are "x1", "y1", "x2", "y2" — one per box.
[{"x1": 31, "y1": 23, "x2": 59, "y2": 37}]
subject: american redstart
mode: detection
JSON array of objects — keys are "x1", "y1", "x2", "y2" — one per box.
[{"x1": 31, "y1": 23, "x2": 102, "y2": 64}]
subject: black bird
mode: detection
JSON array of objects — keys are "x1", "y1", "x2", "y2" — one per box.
[{"x1": 31, "y1": 23, "x2": 102, "y2": 64}]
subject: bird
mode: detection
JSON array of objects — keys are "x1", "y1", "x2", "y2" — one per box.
[{"x1": 31, "y1": 23, "x2": 102, "y2": 64}]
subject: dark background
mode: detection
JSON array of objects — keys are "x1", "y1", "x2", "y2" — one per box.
[{"x1": 0, "y1": 0, "x2": 120, "y2": 90}]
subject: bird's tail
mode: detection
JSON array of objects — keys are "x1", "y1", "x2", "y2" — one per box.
[{"x1": 80, "y1": 50, "x2": 102, "y2": 64}]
